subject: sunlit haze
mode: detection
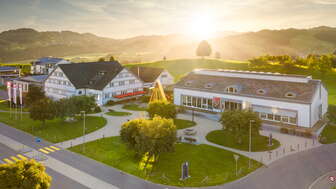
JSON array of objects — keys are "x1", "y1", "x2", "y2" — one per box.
[{"x1": 0, "y1": 0, "x2": 336, "y2": 38}]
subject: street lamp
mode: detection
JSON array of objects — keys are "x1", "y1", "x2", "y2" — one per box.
[
  {"x1": 80, "y1": 111, "x2": 86, "y2": 153},
  {"x1": 249, "y1": 119, "x2": 255, "y2": 169}
]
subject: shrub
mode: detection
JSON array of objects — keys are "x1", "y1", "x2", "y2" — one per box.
[
  {"x1": 176, "y1": 106, "x2": 186, "y2": 113},
  {"x1": 328, "y1": 105, "x2": 336, "y2": 123},
  {"x1": 147, "y1": 100, "x2": 177, "y2": 119},
  {"x1": 280, "y1": 127, "x2": 289, "y2": 134},
  {"x1": 93, "y1": 106, "x2": 102, "y2": 113},
  {"x1": 105, "y1": 100, "x2": 116, "y2": 106},
  {"x1": 140, "y1": 95, "x2": 150, "y2": 103}
]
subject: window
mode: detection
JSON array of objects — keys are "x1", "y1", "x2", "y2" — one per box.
[
  {"x1": 289, "y1": 117, "x2": 297, "y2": 124},
  {"x1": 182, "y1": 95, "x2": 187, "y2": 105},
  {"x1": 119, "y1": 81, "x2": 125, "y2": 86},
  {"x1": 281, "y1": 116, "x2": 289, "y2": 123},
  {"x1": 260, "y1": 112, "x2": 267, "y2": 119},
  {"x1": 267, "y1": 114, "x2": 274, "y2": 120},
  {"x1": 226, "y1": 87, "x2": 237, "y2": 93},
  {"x1": 78, "y1": 91, "x2": 82, "y2": 95},
  {"x1": 161, "y1": 74, "x2": 167, "y2": 78},
  {"x1": 285, "y1": 92, "x2": 296, "y2": 98},
  {"x1": 274, "y1": 115, "x2": 281, "y2": 121},
  {"x1": 257, "y1": 89, "x2": 266, "y2": 95},
  {"x1": 187, "y1": 96, "x2": 192, "y2": 106},
  {"x1": 109, "y1": 82, "x2": 114, "y2": 87},
  {"x1": 121, "y1": 90, "x2": 127, "y2": 95},
  {"x1": 192, "y1": 97, "x2": 197, "y2": 107},
  {"x1": 185, "y1": 81, "x2": 192, "y2": 87},
  {"x1": 129, "y1": 80, "x2": 135, "y2": 84}
]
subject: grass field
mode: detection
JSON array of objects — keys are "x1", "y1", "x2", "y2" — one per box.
[
  {"x1": 0, "y1": 112, "x2": 106, "y2": 143},
  {"x1": 206, "y1": 130, "x2": 280, "y2": 152},
  {"x1": 70, "y1": 136, "x2": 262, "y2": 187},
  {"x1": 105, "y1": 111, "x2": 132, "y2": 116},
  {"x1": 174, "y1": 118, "x2": 196, "y2": 130},
  {"x1": 0, "y1": 100, "x2": 28, "y2": 112},
  {"x1": 122, "y1": 103, "x2": 147, "y2": 111},
  {"x1": 319, "y1": 124, "x2": 336, "y2": 144},
  {"x1": 126, "y1": 58, "x2": 336, "y2": 105}
]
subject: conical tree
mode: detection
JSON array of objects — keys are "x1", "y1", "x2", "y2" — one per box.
[{"x1": 196, "y1": 40, "x2": 212, "y2": 58}]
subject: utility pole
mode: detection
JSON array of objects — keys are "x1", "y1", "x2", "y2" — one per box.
[{"x1": 249, "y1": 120, "x2": 255, "y2": 169}]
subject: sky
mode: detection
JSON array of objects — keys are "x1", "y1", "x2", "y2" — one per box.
[{"x1": 0, "y1": 0, "x2": 335, "y2": 38}]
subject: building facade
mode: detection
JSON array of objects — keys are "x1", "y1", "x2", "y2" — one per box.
[
  {"x1": 44, "y1": 62, "x2": 144, "y2": 105},
  {"x1": 13, "y1": 75, "x2": 48, "y2": 93},
  {"x1": 31, "y1": 57, "x2": 70, "y2": 75},
  {"x1": 174, "y1": 69, "x2": 328, "y2": 128},
  {"x1": 129, "y1": 66, "x2": 174, "y2": 88}
]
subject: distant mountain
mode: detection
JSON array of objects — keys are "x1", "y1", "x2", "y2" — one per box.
[{"x1": 0, "y1": 27, "x2": 335, "y2": 63}]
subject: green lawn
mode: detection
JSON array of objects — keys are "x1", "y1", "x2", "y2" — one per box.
[
  {"x1": 319, "y1": 124, "x2": 336, "y2": 144},
  {"x1": 105, "y1": 110, "x2": 132, "y2": 116},
  {"x1": 122, "y1": 104, "x2": 147, "y2": 111},
  {"x1": 70, "y1": 136, "x2": 262, "y2": 187},
  {"x1": 0, "y1": 100, "x2": 28, "y2": 112},
  {"x1": 206, "y1": 130, "x2": 280, "y2": 152},
  {"x1": 126, "y1": 58, "x2": 336, "y2": 105},
  {"x1": 0, "y1": 112, "x2": 106, "y2": 143},
  {"x1": 174, "y1": 118, "x2": 196, "y2": 130}
]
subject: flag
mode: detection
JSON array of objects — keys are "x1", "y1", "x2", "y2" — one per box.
[
  {"x1": 7, "y1": 82, "x2": 11, "y2": 102},
  {"x1": 19, "y1": 84, "x2": 23, "y2": 105},
  {"x1": 13, "y1": 84, "x2": 17, "y2": 104}
]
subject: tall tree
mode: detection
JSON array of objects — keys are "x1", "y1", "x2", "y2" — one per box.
[
  {"x1": 0, "y1": 159, "x2": 51, "y2": 189},
  {"x1": 98, "y1": 57, "x2": 105, "y2": 62},
  {"x1": 220, "y1": 110, "x2": 261, "y2": 135},
  {"x1": 196, "y1": 40, "x2": 212, "y2": 58},
  {"x1": 25, "y1": 85, "x2": 46, "y2": 107},
  {"x1": 147, "y1": 100, "x2": 177, "y2": 119},
  {"x1": 109, "y1": 56, "x2": 115, "y2": 62},
  {"x1": 120, "y1": 116, "x2": 177, "y2": 168},
  {"x1": 29, "y1": 98, "x2": 56, "y2": 126}
]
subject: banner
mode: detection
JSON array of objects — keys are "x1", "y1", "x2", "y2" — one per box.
[
  {"x1": 13, "y1": 84, "x2": 17, "y2": 104},
  {"x1": 213, "y1": 97, "x2": 221, "y2": 109},
  {"x1": 7, "y1": 82, "x2": 11, "y2": 102}
]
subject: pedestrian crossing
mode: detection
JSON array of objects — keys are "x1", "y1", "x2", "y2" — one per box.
[
  {"x1": 2, "y1": 154, "x2": 29, "y2": 164},
  {"x1": 38, "y1": 145, "x2": 61, "y2": 154}
]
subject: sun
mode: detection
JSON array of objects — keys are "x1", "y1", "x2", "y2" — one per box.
[{"x1": 188, "y1": 14, "x2": 216, "y2": 40}]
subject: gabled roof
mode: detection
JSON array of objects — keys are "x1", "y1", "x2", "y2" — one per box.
[
  {"x1": 35, "y1": 57, "x2": 67, "y2": 65},
  {"x1": 129, "y1": 66, "x2": 164, "y2": 83},
  {"x1": 58, "y1": 61, "x2": 123, "y2": 90},
  {"x1": 175, "y1": 72, "x2": 320, "y2": 104}
]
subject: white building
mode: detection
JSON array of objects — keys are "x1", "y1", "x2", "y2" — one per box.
[
  {"x1": 174, "y1": 69, "x2": 328, "y2": 128},
  {"x1": 13, "y1": 75, "x2": 48, "y2": 93},
  {"x1": 31, "y1": 57, "x2": 70, "y2": 75},
  {"x1": 129, "y1": 66, "x2": 174, "y2": 88},
  {"x1": 44, "y1": 61, "x2": 144, "y2": 105}
]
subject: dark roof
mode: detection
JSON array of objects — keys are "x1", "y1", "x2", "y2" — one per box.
[
  {"x1": 175, "y1": 72, "x2": 320, "y2": 104},
  {"x1": 58, "y1": 61, "x2": 123, "y2": 90},
  {"x1": 35, "y1": 57, "x2": 66, "y2": 65},
  {"x1": 17, "y1": 75, "x2": 48, "y2": 83},
  {"x1": 0, "y1": 66, "x2": 18, "y2": 71},
  {"x1": 128, "y1": 66, "x2": 164, "y2": 83}
]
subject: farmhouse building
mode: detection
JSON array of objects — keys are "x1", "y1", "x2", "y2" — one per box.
[
  {"x1": 44, "y1": 61, "x2": 144, "y2": 105},
  {"x1": 129, "y1": 66, "x2": 174, "y2": 88},
  {"x1": 31, "y1": 57, "x2": 70, "y2": 75},
  {"x1": 174, "y1": 69, "x2": 328, "y2": 128}
]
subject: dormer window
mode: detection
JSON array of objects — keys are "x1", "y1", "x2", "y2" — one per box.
[
  {"x1": 226, "y1": 87, "x2": 238, "y2": 93},
  {"x1": 285, "y1": 92, "x2": 296, "y2": 98},
  {"x1": 257, "y1": 89, "x2": 266, "y2": 95},
  {"x1": 98, "y1": 71, "x2": 106, "y2": 76},
  {"x1": 185, "y1": 81, "x2": 193, "y2": 87},
  {"x1": 205, "y1": 83, "x2": 214, "y2": 89}
]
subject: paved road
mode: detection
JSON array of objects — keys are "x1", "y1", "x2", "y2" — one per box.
[
  {"x1": 1, "y1": 121, "x2": 336, "y2": 189},
  {"x1": 0, "y1": 143, "x2": 89, "y2": 189}
]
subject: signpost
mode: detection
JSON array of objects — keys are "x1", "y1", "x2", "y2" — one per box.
[
  {"x1": 233, "y1": 154, "x2": 240, "y2": 176},
  {"x1": 180, "y1": 161, "x2": 190, "y2": 180}
]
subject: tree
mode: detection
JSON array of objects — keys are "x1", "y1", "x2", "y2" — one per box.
[
  {"x1": 147, "y1": 100, "x2": 177, "y2": 119},
  {"x1": 196, "y1": 40, "x2": 212, "y2": 58},
  {"x1": 25, "y1": 85, "x2": 46, "y2": 107},
  {"x1": 109, "y1": 56, "x2": 115, "y2": 62},
  {"x1": 220, "y1": 110, "x2": 261, "y2": 135},
  {"x1": 120, "y1": 116, "x2": 177, "y2": 168},
  {"x1": 29, "y1": 98, "x2": 56, "y2": 126},
  {"x1": 248, "y1": 57, "x2": 268, "y2": 68},
  {"x1": 282, "y1": 59, "x2": 296, "y2": 74},
  {"x1": 98, "y1": 57, "x2": 105, "y2": 62},
  {"x1": 0, "y1": 159, "x2": 51, "y2": 189},
  {"x1": 54, "y1": 95, "x2": 97, "y2": 118}
]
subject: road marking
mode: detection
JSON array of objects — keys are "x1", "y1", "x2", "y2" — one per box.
[
  {"x1": 50, "y1": 146, "x2": 60, "y2": 151},
  {"x1": 11, "y1": 156, "x2": 20, "y2": 162},
  {"x1": 17, "y1": 154, "x2": 27, "y2": 160},
  {"x1": 39, "y1": 148, "x2": 50, "y2": 154},
  {"x1": 44, "y1": 147, "x2": 55, "y2": 152},
  {"x1": 3, "y1": 158, "x2": 13, "y2": 164}
]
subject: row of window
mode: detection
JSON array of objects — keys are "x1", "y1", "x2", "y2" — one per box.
[
  {"x1": 45, "y1": 87, "x2": 71, "y2": 96},
  {"x1": 181, "y1": 95, "x2": 243, "y2": 111},
  {"x1": 256, "y1": 112, "x2": 297, "y2": 125},
  {"x1": 52, "y1": 71, "x2": 64, "y2": 77},
  {"x1": 47, "y1": 79, "x2": 72, "y2": 87},
  {"x1": 103, "y1": 88, "x2": 143, "y2": 99},
  {"x1": 117, "y1": 72, "x2": 132, "y2": 78},
  {"x1": 108, "y1": 79, "x2": 136, "y2": 88}
]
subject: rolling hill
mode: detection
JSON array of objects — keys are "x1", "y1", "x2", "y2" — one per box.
[{"x1": 0, "y1": 26, "x2": 336, "y2": 63}]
